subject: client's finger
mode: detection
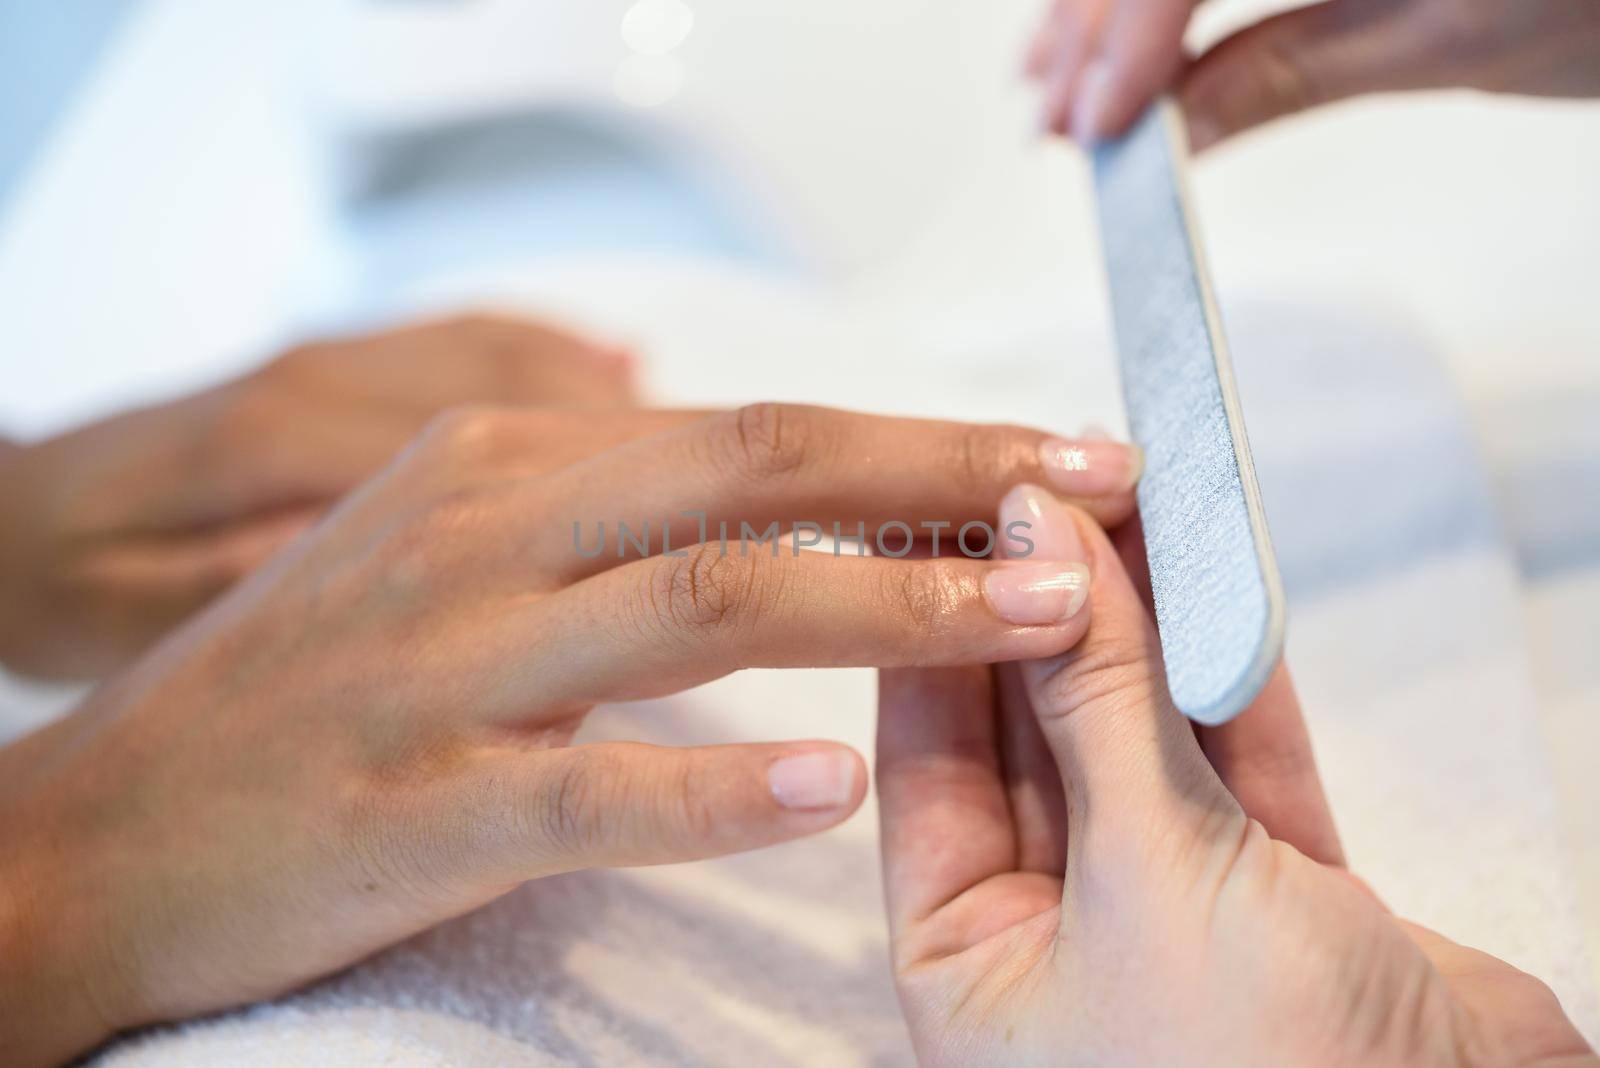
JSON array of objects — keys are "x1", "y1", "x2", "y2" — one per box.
[
  {"x1": 531, "y1": 404, "x2": 1141, "y2": 584},
  {"x1": 1199, "y1": 661, "x2": 1345, "y2": 867},
  {"x1": 1009, "y1": 486, "x2": 1237, "y2": 864},
  {"x1": 451, "y1": 740, "x2": 866, "y2": 879},
  {"x1": 524, "y1": 548, "x2": 1093, "y2": 708},
  {"x1": 401, "y1": 407, "x2": 709, "y2": 487}
]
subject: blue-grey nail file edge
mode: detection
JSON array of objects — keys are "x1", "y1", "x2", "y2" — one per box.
[{"x1": 1089, "y1": 97, "x2": 1285, "y2": 726}]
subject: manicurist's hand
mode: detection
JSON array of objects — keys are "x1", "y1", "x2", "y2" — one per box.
[
  {"x1": 877, "y1": 485, "x2": 1597, "y2": 1067},
  {"x1": 1026, "y1": 0, "x2": 1600, "y2": 149},
  {"x1": 0, "y1": 404, "x2": 1141, "y2": 1066},
  {"x1": 0, "y1": 313, "x2": 635, "y2": 680}
]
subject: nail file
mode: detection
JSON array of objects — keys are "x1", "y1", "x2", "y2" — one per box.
[{"x1": 1089, "y1": 97, "x2": 1284, "y2": 726}]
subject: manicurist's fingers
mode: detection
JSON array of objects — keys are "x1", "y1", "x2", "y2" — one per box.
[
  {"x1": 995, "y1": 661, "x2": 1070, "y2": 874},
  {"x1": 1107, "y1": 513, "x2": 1344, "y2": 865},
  {"x1": 1035, "y1": 0, "x2": 1111, "y2": 133},
  {"x1": 876, "y1": 667, "x2": 1013, "y2": 937},
  {"x1": 1008, "y1": 486, "x2": 1238, "y2": 864},
  {"x1": 1025, "y1": 0, "x2": 1071, "y2": 79},
  {"x1": 520, "y1": 545, "x2": 1094, "y2": 709},
  {"x1": 1066, "y1": 0, "x2": 1196, "y2": 142},
  {"x1": 531, "y1": 404, "x2": 1140, "y2": 584},
  {"x1": 1178, "y1": 0, "x2": 1420, "y2": 151},
  {"x1": 451, "y1": 740, "x2": 867, "y2": 879},
  {"x1": 1199, "y1": 662, "x2": 1346, "y2": 867}
]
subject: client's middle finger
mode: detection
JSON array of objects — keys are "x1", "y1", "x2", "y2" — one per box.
[{"x1": 527, "y1": 403, "x2": 1141, "y2": 585}]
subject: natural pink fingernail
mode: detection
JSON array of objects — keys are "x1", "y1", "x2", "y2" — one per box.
[
  {"x1": 769, "y1": 751, "x2": 857, "y2": 810},
  {"x1": 1000, "y1": 483, "x2": 1087, "y2": 562},
  {"x1": 985, "y1": 561, "x2": 1091, "y2": 625},
  {"x1": 1072, "y1": 58, "x2": 1115, "y2": 144},
  {"x1": 1039, "y1": 437, "x2": 1143, "y2": 497}
]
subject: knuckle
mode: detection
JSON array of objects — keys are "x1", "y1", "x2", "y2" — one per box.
[
  {"x1": 257, "y1": 340, "x2": 329, "y2": 382},
  {"x1": 652, "y1": 544, "x2": 763, "y2": 634},
  {"x1": 886, "y1": 563, "x2": 968, "y2": 643},
  {"x1": 716, "y1": 403, "x2": 814, "y2": 483},
  {"x1": 377, "y1": 486, "x2": 493, "y2": 590},
  {"x1": 1418, "y1": 0, "x2": 1492, "y2": 54},
  {"x1": 417, "y1": 406, "x2": 513, "y2": 468},
  {"x1": 1031, "y1": 625, "x2": 1162, "y2": 724},
  {"x1": 207, "y1": 378, "x2": 286, "y2": 452},
  {"x1": 530, "y1": 756, "x2": 605, "y2": 858},
  {"x1": 662, "y1": 755, "x2": 718, "y2": 849},
  {"x1": 1251, "y1": 35, "x2": 1323, "y2": 112},
  {"x1": 189, "y1": 381, "x2": 289, "y2": 494},
  {"x1": 951, "y1": 423, "x2": 1032, "y2": 496},
  {"x1": 444, "y1": 310, "x2": 512, "y2": 334}
]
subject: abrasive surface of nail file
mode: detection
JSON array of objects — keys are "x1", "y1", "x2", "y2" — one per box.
[{"x1": 1089, "y1": 98, "x2": 1284, "y2": 726}]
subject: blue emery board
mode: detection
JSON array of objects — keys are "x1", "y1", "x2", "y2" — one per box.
[{"x1": 1089, "y1": 97, "x2": 1284, "y2": 726}]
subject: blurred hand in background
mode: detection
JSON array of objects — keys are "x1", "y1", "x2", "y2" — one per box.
[
  {"x1": 1027, "y1": 0, "x2": 1600, "y2": 149},
  {"x1": 0, "y1": 314, "x2": 636, "y2": 680}
]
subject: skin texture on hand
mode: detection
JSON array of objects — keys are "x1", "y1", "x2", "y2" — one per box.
[
  {"x1": 0, "y1": 313, "x2": 636, "y2": 680},
  {"x1": 876, "y1": 486, "x2": 1598, "y2": 1067},
  {"x1": 1026, "y1": 0, "x2": 1600, "y2": 150},
  {"x1": 0, "y1": 403, "x2": 1142, "y2": 1066}
]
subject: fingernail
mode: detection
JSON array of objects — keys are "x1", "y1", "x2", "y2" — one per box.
[
  {"x1": 1039, "y1": 437, "x2": 1143, "y2": 497},
  {"x1": 985, "y1": 561, "x2": 1090, "y2": 624},
  {"x1": 1001, "y1": 482, "x2": 1087, "y2": 562},
  {"x1": 769, "y1": 751, "x2": 857, "y2": 810},
  {"x1": 1187, "y1": 113, "x2": 1221, "y2": 153},
  {"x1": 1072, "y1": 58, "x2": 1115, "y2": 144},
  {"x1": 1037, "y1": 51, "x2": 1078, "y2": 136}
]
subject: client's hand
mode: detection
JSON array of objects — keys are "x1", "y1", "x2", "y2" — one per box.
[
  {"x1": 0, "y1": 313, "x2": 635, "y2": 680},
  {"x1": 1026, "y1": 0, "x2": 1600, "y2": 149},
  {"x1": 0, "y1": 405, "x2": 1140, "y2": 1066},
  {"x1": 877, "y1": 485, "x2": 1596, "y2": 1066}
]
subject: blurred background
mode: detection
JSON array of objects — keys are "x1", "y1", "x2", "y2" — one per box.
[{"x1": 1, "y1": 0, "x2": 1597, "y2": 1056}]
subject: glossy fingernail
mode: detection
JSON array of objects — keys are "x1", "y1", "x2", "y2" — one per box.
[
  {"x1": 769, "y1": 751, "x2": 857, "y2": 810},
  {"x1": 1039, "y1": 437, "x2": 1143, "y2": 497},
  {"x1": 1072, "y1": 58, "x2": 1115, "y2": 144},
  {"x1": 1001, "y1": 482, "x2": 1087, "y2": 562},
  {"x1": 985, "y1": 562, "x2": 1091, "y2": 624}
]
